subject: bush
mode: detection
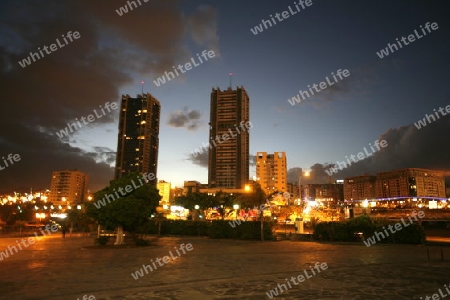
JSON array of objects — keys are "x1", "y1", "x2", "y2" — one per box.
[
  {"x1": 209, "y1": 220, "x2": 274, "y2": 240},
  {"x1": 134, "y1": 237, "x2": 149, "y2": 246},
  {"x1": 95, "y1": 236, "x2": 110, "y2": 245},
  {"x1": 383, "y1": 223, "x2": 426, "y2": 244},
  {"x1": 313, "y1": 215, "x2": 426, "y2": 245},
  {"x1": 137, "y1": 219, "x2": 274, "y2": 240}
]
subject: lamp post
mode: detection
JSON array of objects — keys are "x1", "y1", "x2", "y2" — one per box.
[
  {"x1": 233, "y1": 204, "x2": 239, "y2": 220},
  {"x1": 298, "y1": 170, "x2": 310, "y2": 206},
  {"x1": 362, "y1": 199, "x2": 369, "y2": 215},
  {"x1": 36, "y1": 212, "x2": 44, "y2": 224},
  {"x1": 194, "y1": 205, "x2": 200, "y2": 220}
]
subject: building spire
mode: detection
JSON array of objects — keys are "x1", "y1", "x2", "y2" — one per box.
[{"x1": 228, "y1": 72, "x2": 233, "y2": 89}]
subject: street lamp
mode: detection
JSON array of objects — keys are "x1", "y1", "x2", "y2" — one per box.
[
  {"x1": 362, "y1": 199, "x2": 369, "y2": 215},
  {"x1": 36, "y1": 212, "x2": 45, "y2": 224},
  {"x1": 233, "y1": 204, "x2": 239, "y2": 219},
  {"x1": 298, "y1": 170, "x2": 310, "y2": 205}
]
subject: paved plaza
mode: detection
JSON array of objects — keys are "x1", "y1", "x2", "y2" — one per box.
[{"x1": 0, "y1": 234, "x2": 449, "y2": 300}]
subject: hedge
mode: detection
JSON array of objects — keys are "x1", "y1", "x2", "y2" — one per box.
[
  {"x1": 313, "y1": 215, "x2": 426, "y2": 245},
  {"x1": 136, "y1": 219, "x2": 274, "y2": 240}
]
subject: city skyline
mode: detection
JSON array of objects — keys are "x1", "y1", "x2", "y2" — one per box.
[{"x1": 0, "y1": 1, "x2": 450, "y2": 193}]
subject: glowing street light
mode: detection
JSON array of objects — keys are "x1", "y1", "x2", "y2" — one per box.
[
  {"x1": 36, "y1": 213, "x2": 45, "y2": 223},
  {"x1": 362, "y1": 199, "x2": 369, "y2": 208},
  {"x1": 299, "y1": 170, "x2": 310, "y2": 204},
  {"x1": 233, "y1": 204, "x2": 239, "y2": 219},
  {"x1": 363, "y1": 199, "x2": 369, "y2": 215}
]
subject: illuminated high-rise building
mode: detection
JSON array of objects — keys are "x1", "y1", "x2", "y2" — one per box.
[
  {"x1": 49, "y1": 170, "x2": 89, "y2": 205},
  {"x1": 256, "y1": 152, "x2": 287, "y2": 195},
  {"x1": 114, "y1": 93, "x2": 160, "y2": 184},
  {"x1": 157, "y1": 180, "x2": 171, "y2": 204},
  {"x1": 208, "y1": 86, "x2": 250, "y2": 189}
]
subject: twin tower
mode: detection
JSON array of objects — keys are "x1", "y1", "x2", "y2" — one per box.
[{"x1": 114, "y1": 86, "x2": 250, "y2": 189}]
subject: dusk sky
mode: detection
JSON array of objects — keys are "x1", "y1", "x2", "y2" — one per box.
[{"x1": 0, "y1": 0, "x2": 449, "y2": 193}]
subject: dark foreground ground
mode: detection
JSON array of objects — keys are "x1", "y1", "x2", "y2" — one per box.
[{"x1": 0, "y1": 235, "x2": 449, "y2": 300}]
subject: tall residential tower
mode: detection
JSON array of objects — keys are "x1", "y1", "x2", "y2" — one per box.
[
  {"x1": 208, "y1": 86, "x2": 250, "y2": 189},
  {"x1": 114, "y1": 93, "x2": 160, "y2": 184},
  {"x1": 256, "y1": 152, "x2": 287, "y2": 195},
  {"x1": 49, "y1": 170, "x2": 89, "y2": 205}
]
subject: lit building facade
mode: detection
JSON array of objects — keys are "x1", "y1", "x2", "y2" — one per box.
[
  {"x1": 157, "y1": 180, "x2": 171, "y2": 204},
  {"x1": 287, "y1": 183, "x2": 300, "y2": 199},
  {"x1": 344, "y1": 175, "x2": 376, "y2": 201},
  {"x1": 114, "y1": 93, "x2": 160, "y2": 184},
  {"x1": 208, "y1": 86, "x2": 250, "y2": 189},
  {"x1": 376, "y1": 168, "x2": 445, "y2": 198},
  {"x1": 303, "y1": 183, "x2": 344, "y2": 207},
  {"x1": 49, "y1": 170, "x2": 89, "y2": 205},
  {"x1": 184, "y1": 181, "x2": 201, "y2": 195},
  {"x1": 256, "y1": 152, "x2": 287, "y2": 195},
  {"x1": 170, "y1": 187, "x2": 184, "y2": 201}
]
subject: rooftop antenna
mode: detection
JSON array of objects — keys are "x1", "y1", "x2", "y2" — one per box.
[
  {"x1": 228, "y1": 72, "x2": 233, "y2": 89},
  {"x1": 141, "y1": 81, "x2": 145, "y2": 96}
]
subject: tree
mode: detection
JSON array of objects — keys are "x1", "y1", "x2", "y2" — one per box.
[
  {"x1": 236, "y1": 184, "x2": 266, "y2": 208},
  {"x1": 65, "y1": 204, "x2": 95, "y2": 235},
  {"x1": 85, "y1": 173, "x2": 160, "y2": 245}
]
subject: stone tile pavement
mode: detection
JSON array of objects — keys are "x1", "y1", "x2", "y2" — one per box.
[{"x1": 0, "y1": 235, "x2": 449, "y2": 299}]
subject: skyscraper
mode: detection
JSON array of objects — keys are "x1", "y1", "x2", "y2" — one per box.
[
  {"x1": 256, "y1": 152, "x2": 287, "y2": 195},
  {"x1": 114, "y1": 93, "x2": 160, "y2": 184},
  {"x1": 157, "y1": 180, "x2": 171, "y2": 204},
  {"x1": 49, "y1": 170, "x2": 89, "y2": 205},
  {"x1": 208, "y1": 86, "x2": 250, "y2": 189}
]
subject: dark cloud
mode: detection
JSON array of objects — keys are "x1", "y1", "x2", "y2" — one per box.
[
  {"x1": 188, "y1": 149, "x2": 209, "y2": 168},
  {"x1": 187, "y1": 5, "x2": 221, "y2": 56},
  {"x1": 324, "y1": 117, "x2": 450, "y2": 179},
  {"x1": 0, "y1": 0, "x2": 219, "y2": 193},
  {"x1": 301, "y1": 64, "x2": 380, "y2": 109},
  {"x1": 287, "y1": 117, "x2": 450, "y2": 185},
  {"x1": 91, "y1": 147, "x2": 116, "y2": 165},
  {"x1": 287, "y1": 166, "x2": 331, "y2": 185},
  {"x1": 167, "y1": 107, "x2": 203, "y2": 130}
]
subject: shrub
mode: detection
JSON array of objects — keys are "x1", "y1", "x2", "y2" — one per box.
[
  {"x1": 95, "y1": 236, "x2": 110, "y2": 246},
  {"x1": 313, "y1": 215, "x2": 426, "y2": 245},
  {"x1": 135, "y1": 219, "x2": 274, "y2": 240},
  {"x1": 209, "y1": 220, "x2": 274, "y2": 240},
  {"x1": 134, "y1": 237, "x2": 149, "y2": 246}
]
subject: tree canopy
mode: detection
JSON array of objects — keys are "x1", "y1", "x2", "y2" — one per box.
[{"x1": 86, "y1": 173, "x2": 160, "y2": 232}]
